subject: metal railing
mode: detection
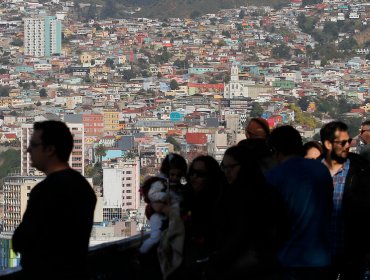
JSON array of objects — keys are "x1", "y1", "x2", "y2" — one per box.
[{"x1": 0, "y1": 233, "x2": 145, "y2": 280}]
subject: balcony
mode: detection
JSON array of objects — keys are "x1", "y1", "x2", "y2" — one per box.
[{"x1": 0, "y1": 234, "x2": 144, "y2": 280}]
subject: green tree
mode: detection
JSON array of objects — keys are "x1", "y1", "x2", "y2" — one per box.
[
  {"x1": 239, "y1": 9, "x2": 245, "y2": 19},
  {"x1": 173, "y1": 59, "x2": 189, "y2": 69},
  {"x1": 322, "y1": 22, "x2": 339, "y2": 41},
  {"x1": 250, "y1": 103, "x2": 264, "y2": 117},
  {"x1": 170, "y1": 79, "x2": 179, "y2": 90},
  {"x1": 39, "y1": 88, "x2": 47, "y2": 98},
  {"x1": 0, "y1": 86, "x2": 10, "y2": 97},
  {"x1": 137, "y1": 58, "x2": 149, "y2": 70},
  {"x1": 290, "y1": 104, "x2": 317, "y2": 129},
  {"x1": 101, "y1": 0, "x2": 118, "y2": 19},
  {"x1": 338, "y1": 38, "x2": 358, "y2": 51},
  {"x1": 95, "y1": 145, "x2": 106, "y2": 162},
  {"x1": 105, "y1": 58, "x2": 115, "y2": 69},
  {"x1": 0, "y1": 149, "x2": 21, "y2": 179},
  {"x1": 122, "y1": 70, "x2": 135, "y2": 81},
  {"x1": 298, "y1": 96, "x2": 310, "y2": 111},
  {"x1": 166, "y1": 136, "x2": 181, "y2": 151},
  {"x1": 222, "y1": 30, "x2": 231, "y2": 38},
  {"x1": 271, "y1": 44, "x2": 292, "y2": 59},
  {"x1": 339, "y1": 117, "x2": 362, "y2": 137},
  {"x1": 10, "y1": 38, "x2": 23, "y2": 46},
  {"x1": 190, "y1": 11, "x2": 201, "y2": 19}
]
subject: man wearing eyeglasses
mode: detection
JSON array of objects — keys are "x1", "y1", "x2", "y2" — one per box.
[
  {"x1": 12, "y1": 121, "x2": 97, "y2": 280},
  {"x1": 359, "y1": 120, "x2": 370, "y2": 164},
  {"x1": 320, "y1": 121, "x2": 370, "y2": 280}
]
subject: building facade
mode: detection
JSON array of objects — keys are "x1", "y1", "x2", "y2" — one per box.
[
  {"x1": 102, "y1": 157, "x2": 140, "y2": 217},
  {"x1": 24, "y1": 16, "x2": 62, "y2": 57}
]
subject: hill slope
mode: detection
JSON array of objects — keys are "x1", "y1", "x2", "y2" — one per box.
[{"x1": 89, "y1": 0, "x2": 289, "y2": 19}]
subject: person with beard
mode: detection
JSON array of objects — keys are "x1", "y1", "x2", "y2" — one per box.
[{"x1": 320, "y1": 121, "x2": 370, "y2": 280}]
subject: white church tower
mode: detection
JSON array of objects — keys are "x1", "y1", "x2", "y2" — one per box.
[{"x1": 224, "y1": 62, "x2": 255, "y2": 99}]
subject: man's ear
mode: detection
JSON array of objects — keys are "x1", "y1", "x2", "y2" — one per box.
[
  {"x1": 324, "y1": 140, "x2": 332, "y2": 151},
  {"x1": 45, "y1": 144, "x2": 56, "y2": 157}
]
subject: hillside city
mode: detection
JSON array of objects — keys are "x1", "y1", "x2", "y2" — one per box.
[{"x1": 0, "y1": 0, "x2": 369, "y2": 270}]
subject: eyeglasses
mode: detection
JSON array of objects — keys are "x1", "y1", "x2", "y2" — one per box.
[
  {"x1": 188, "y1": 169, "x2": 208, "y2": 178},
  {"x1": 29, "y1": 141, "x2": 43, "y2": 148},
  {"x1": 360, "y1": 129, "x2": 370, "y2": 134},
  {"x1": 333, "y1": 138, "x2": 352, "y2": 147},
  {"x1": 220, "y1": 163, "x2": 240, "y2": 172}
]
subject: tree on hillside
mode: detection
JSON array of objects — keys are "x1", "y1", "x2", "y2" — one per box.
[
  {"x1": 250, "y1": 103, "x2": 264, "y2": 117},
  {"x1": 338, "y1": 38, "x2": 358, "y2": 51},
  {"x1": 298, "y1": 96, "x2": 311, "y2": 111},
  {"x1": 0, "y1": 149, "x2": 21, "y2": 179},
  {"x1": 105, "y1": 58, "x2": 115, "y2": 69},
  {"x1": 101, "y1": 0, "x2": 118, "y2": 19},
  {"x1": 0, "y1": 86, "x2": 10, "y2": 97},
  {"x1": 302, "y1": 0, "x2": 323, "y2": 6},
  {"x1": 122, "y1": 70, "x2": 136, "y2": 81},
  {"x1": 170, "y1": 79, "x2": 179, "y2": 90},
  {"x1": 322, "y1": 22, "x2": 339, "y2": 41},
  {"x1": 271, "y1": 44, "x2": 292, "y2": 59},
  {"x1": 173, "y1": 59, "x2": 189, "y2": 69},
  {"x1": 239, "y1": 9, "x2": 245, "y2": 19},
  {"x1": 39, "y1": 88, "x2": 47, "y2": 98},
  {"x1": 10, "y1": 38, "x2": 23, "y2": 47},
  {"x1": 339, "y1": 116, "x2": 362, "y2": 137},
  {"x1": 166, "y1": 136, "x2": 181, "y2": 151}
]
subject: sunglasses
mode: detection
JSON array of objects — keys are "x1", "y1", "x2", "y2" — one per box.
[
  {"x1": 333, "y1": 138, "x2": 352, "y2": 147},
  {"x1": 188, "y1": 169, "x2": 208, "y2": 178},
  {"x1": 360, "y1": 129, "x2": 370, "y2": 134}
]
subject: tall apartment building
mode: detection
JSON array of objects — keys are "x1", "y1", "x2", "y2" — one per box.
[
  {"x1": 21, "y1": 123, "x2": 85, "y2": 175},
  {"x1": 2, "y1": 175, "x2": 100, "y2": 234},
  {"x1": 102, "y1": 157, "x2": 140, "y2": 220},
  {"x1": 3, "y1": 175, "x2": 42, "y2": 232},
  {"x1": 23, "y1": 16, "x2": 62, "y2": 57}
]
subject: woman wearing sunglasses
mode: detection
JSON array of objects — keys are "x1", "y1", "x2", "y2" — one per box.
[{"x1": 172, "y1": 155, "x2": 226, "y2": 280}]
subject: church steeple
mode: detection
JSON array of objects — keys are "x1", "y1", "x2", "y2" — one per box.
[{"x1": 231, "y1": 62, "x2": 239, "y2": 82}]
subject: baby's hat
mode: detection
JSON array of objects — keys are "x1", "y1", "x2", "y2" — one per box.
[{"x1": 148, "y1": 180, "x2": 169, "y2": 202}]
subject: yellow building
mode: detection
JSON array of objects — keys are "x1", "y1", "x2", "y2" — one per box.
[
  {"x1": 103, "y1": 110, "x2": 120, "y2": 134},
  {"x1": 80, "y1": 53, "x2": 93, "y2": 64}
]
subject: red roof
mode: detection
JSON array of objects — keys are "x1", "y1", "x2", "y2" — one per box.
[
  {"x1": 5, "y1": 133, "x2": 17, "y2": 139},
  {"x1": 185, "y1": 133, "x2": 207, "y2": 145},
  {"x1": 351, "y1": 108, "x2": 365, "y2": 113}
]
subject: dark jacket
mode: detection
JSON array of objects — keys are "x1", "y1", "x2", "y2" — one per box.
[
  {"x1": 12, "y1": 169, "x2": 97, "y2": 279},
  {"x1": 343, "y1": 153, "x2": 370, "y2": 258}
]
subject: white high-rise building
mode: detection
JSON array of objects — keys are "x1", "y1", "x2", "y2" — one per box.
[
  {"x1": 102, "y1": 157, "x2": 141, "y2": 220},
  {"x1": 24, "y1": 16, "x2": 62, "y2": 57}
]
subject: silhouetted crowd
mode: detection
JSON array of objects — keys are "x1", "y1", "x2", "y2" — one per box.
[{"x1": 135, "y1": 119, "x2": 370, "y2": 280}]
